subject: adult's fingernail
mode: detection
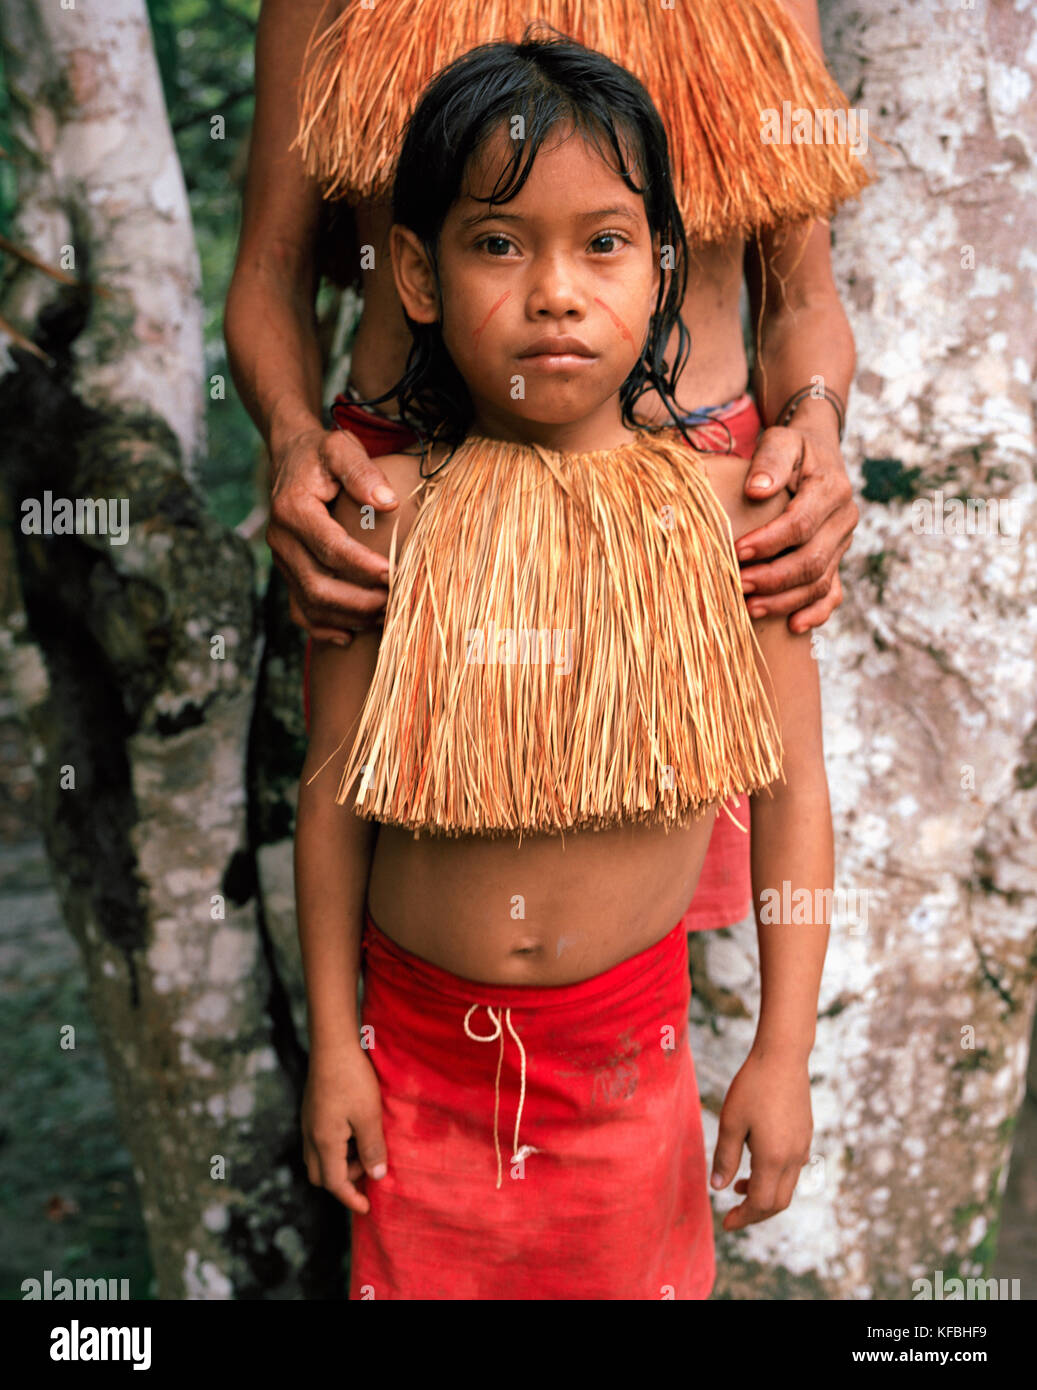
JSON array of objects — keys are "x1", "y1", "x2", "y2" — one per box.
[
  {"x1": 741, "y1": 579, "x2": 756, "y2": 594},
  {"x1": 711, "y1": 1171, "x2": 725, "y2": 1188},
  {"x1": 332, "y1": 633, "x2": 350, "y2": 647},
  {"x1": 373, "y1": 486, "x2": 397, "y2": 506},
  {"x1": 748, "y1": 602, "x2": 766, "y2": 619},
  {"x1": 736, "y1": 545, "x2": 755, "y2": 562},
  {"x1": 371, "y1": 1163, "x2": 387, "y2": 1180},
  {"x1": 748, "y1": 473, "x2": 772, "y2": 489}
]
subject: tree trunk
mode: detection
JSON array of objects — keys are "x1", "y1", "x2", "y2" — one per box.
[
  {"x1": 692, "y1": 0, "x2": 1037, "y2": 1298},
  {"x1": 0, "y1": 0, "x2": 345, "y2": 1298}
]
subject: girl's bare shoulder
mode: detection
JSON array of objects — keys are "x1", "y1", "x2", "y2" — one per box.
[
  {"x1": 695, "y1": 451, "x2": 791, "y2": 542},
  {"x1": 329, "y1": 449, "x2": 429, "y2": 557}
]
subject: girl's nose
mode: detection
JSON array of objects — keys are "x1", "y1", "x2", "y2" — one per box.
[{"x1": 526, "y1": 258, "x2": 586, "y2": 318}]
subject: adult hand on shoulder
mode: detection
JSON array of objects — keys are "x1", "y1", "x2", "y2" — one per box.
[
  {"x1": 266, "y1": 421, "x2": 399, "y2": 647},
  {"x1": 734, "y1": 421, "x2": 859, "y2": 635}
]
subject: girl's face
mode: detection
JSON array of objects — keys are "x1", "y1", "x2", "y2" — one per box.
[{"x1": 391, "y1": 121, "x2": 661, "y2": 449}]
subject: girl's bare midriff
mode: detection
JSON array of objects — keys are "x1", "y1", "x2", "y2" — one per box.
[
  {"x1": 350, "y1": 203, "x2": 751, "y2": 419},
  {"x1": 366, "y1": 812, "x2": 720, "y2": 986}
]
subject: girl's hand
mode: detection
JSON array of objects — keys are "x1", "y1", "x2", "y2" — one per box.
[
  {"x1": 301, "y1": 1044, "x2": 387, "y2": 1215},
  {"x1": 710, "y1": 1049, "x2": 814, "y2": 1231}
]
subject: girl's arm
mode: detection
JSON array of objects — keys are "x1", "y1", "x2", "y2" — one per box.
[
  {"x1": 295, "y1": 625, "x2": 381, "y2": 1058},
  {"x1": 747, "y1": 612, "x2": 833, "y2": 1066},
  {"x1": 294, "y1": 618, "x2": 387, "y2": 1214},
  {"x1": 293, "y1": 456, "x2": 421, "y2": 1213},
  {"x1": 704, "y1": 470, "x2": 834, "y2": 1227},
  {"x1": 710, "y1": 610, "x2": 833, "y2": 1228}
]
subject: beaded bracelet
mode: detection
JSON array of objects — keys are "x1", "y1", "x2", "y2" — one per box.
[{"x1": 776, "y1": 384, "x2": 846, "y2": 441}]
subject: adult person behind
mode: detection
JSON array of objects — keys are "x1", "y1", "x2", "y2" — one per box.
[{"x1": 224, "y1": 0, "x2": 872, "y2": 934}]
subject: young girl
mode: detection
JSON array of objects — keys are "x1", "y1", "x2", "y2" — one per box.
[{"x1": 294, "y1": 34, "x2": 833, "y2": 1301}]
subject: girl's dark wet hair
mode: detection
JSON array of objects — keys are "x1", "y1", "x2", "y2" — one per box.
[{"x1": 357, "y1": 31, "x2": 698, "y2": 454}]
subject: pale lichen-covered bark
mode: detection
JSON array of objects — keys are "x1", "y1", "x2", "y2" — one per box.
[
  {"x1": 0, "y1": 0, "x2": 345, "y2": 1297},
  {"x1": 692, "y1": 0, "x2": 1037, "y2": 1298}
]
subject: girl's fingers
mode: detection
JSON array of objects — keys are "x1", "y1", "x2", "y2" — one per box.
[
  {"x1": 319, "y1": 1148, "x2": 371, "y2": 1216},
  {"x1": 304, "y1": 1120, "x2": 373, "y2": 1214},
  {"x1": 744, "y1": 1163, "x2": 782, "y2": 1218},
  {"x1": 711, "y1": 1120, "x2": 746, "y2": 1189},
  {"x1": 721, "y1": 1160, "x2": 777, "y2": 1229},
  {"x1": 775, "y1": 1165, "x2": 802, "y2": 1214},
  {"x1": 725, "y1": 1161, "x2": 803, "y2": 1227}
]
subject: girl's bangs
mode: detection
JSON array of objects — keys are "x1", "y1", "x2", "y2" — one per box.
[{"x1": 468, "y1": 103, "x2": 649, "y2": 213}]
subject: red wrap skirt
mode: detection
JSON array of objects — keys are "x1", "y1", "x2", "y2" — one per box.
[
  {"x1": 304, "y1": 390, "x2": 763, "y2": 934},
  {"x1": 349, "y1": 907, "x2": 717, "y2": 1301}
]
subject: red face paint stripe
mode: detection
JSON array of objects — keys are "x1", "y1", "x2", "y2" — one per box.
[
  {"x1": 473, "y1": 291, "x2": 511, "y2": 344},
  {"x1": 593, "y1": 296, "x2": 634, "y2": 344}
]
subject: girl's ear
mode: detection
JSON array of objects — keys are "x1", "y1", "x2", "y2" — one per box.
[{"x1": 391, "y1": 225, "x2": 440, "y2": 323}]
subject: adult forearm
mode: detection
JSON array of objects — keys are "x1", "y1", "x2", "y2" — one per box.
[
  {"x1": 751, "y1": 294, "x2": 855, "y2": 440},
  {"x1": 224, "y1": 262, "x2": 326, "y2": 463}
]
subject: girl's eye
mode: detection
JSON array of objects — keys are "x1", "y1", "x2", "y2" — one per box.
[
  {"x1": 480, "y1": 235, "x2": 515, "y2": 256},
  {"x1": 590, "y1": 232, "x2": 627, "y2": 254}
]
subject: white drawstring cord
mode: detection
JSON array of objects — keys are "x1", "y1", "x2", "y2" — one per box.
[
  {"x1": 718, "y1": 794, "x2": 748, "y2": 833},
  {"x1": 463, "y1": 1004, "x2": 537, "y2": 1189}
]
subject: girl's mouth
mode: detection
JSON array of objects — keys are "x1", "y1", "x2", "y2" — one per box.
[
  {"x1": 517, "y1": 336, "x2": 598, "y2": 371},
  {"x1": 521, "y1": 353, "x2": 598, "y2": 371}
]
